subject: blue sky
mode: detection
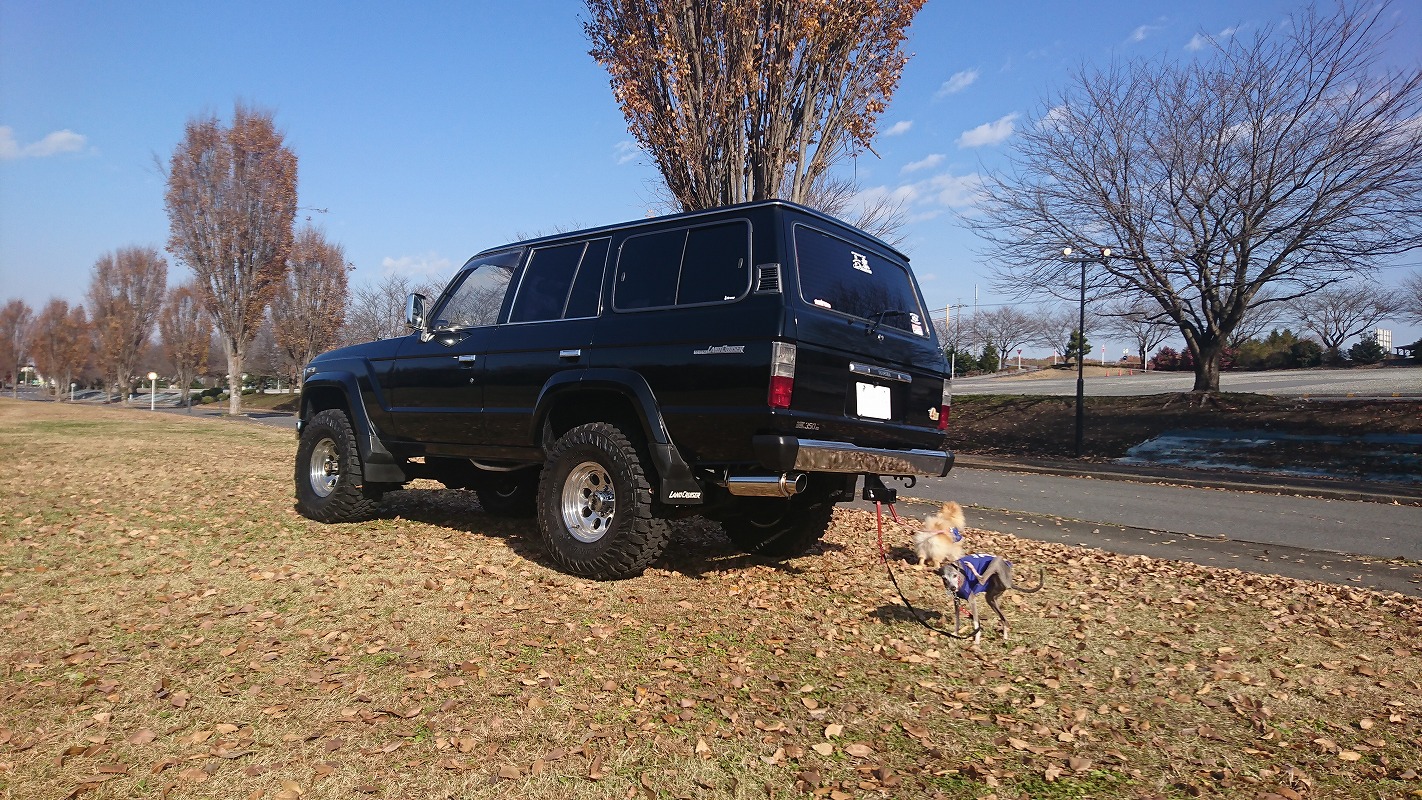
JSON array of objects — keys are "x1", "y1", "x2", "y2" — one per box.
[{"x1": 3, "y1": 0, "x2": 1420, "y2": 356}]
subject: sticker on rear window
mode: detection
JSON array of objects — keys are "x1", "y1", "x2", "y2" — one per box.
[{"x1": 851, "y1": 252, "x2": 872, "y2": 274}]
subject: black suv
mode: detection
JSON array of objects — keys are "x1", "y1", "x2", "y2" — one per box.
[{"x1": 294, "y1": 200, "x2": 953, "y2": 579}]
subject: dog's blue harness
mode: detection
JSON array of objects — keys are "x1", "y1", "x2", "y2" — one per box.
[{"x1": 953, "y1": 553, "x2": 1000, "y2": 600}]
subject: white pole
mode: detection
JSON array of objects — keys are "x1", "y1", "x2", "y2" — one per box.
[{"x1": 148, "y1": 372, "x2": 157, "y2": 411}]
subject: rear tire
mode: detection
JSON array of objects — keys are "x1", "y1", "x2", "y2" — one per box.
[
  {"x1": 295, "y1": 408, "x2": 381, "y2": 522},
  {"x1": 537, "y1": 422, "x2": 669, "y2": 579},
  {"x1": 721, "y1": 479, "x2": 837, "y2": 558}
]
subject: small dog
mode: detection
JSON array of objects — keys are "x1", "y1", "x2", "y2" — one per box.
[
  {"x1": 943, "y1": 552, "x2": 1045, "y2": 643},
  {"x1": 912, "y1": 501, "x2": 968, "y2": 570}
]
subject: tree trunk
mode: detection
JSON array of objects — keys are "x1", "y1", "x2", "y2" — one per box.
[
  {"x1": 1190, "y1": 339, "x2": 1223, "y2": 393},
  {"x1": 227, "y1": 347, "x2": 244, "y2": 415}
]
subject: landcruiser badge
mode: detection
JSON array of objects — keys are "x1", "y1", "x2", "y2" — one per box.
[
  {"x1": 928, "y1": 407, "x2": 940, "y2": 421},
  {"x1": 693, "y1": 345, "x2": 745, "y2": 355},
  {"x1": 851, "y1": 251, "x2": 872, "y2": 274},
  {"x1": 668, "y1": 490, "x2": 701, "y2": 500}
]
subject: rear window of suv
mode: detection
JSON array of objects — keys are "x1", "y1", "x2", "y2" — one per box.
[
  {"x1": 794, "y1": 224, "x2": 928, "y2": 337},
  {"x1": 613, "y1": 221, "x2": 751, "y2": 311}
]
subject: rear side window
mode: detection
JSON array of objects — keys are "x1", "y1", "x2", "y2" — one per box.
[
  {"x1": 794, "y1": 225, "x2": 927, "y2": 336},
  {"x1": 614, "y1": 220, "x2": 750, "y2": 311},
  {"x1": 565, "y1": 239, "x2": 609, "y2": 319}
]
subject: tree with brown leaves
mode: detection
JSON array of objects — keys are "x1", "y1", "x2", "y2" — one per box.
[
  {"x1": 29, "y1": 299, "x2": 91, "y2": 400},
  {"x1": 164, "y1": 103, "x2": 298, "y2": 415},
  {"x1": 87, "y1": 246, "x2": 168, "y2": 403},
  {"x1": 1, "y1": 299, "x2": 34, "y2": 397},
  {"x1": 270, "y1": 226, "x2": 350, "y2": 388},
  {"x1": 971, "y1": 2, "x2": 1422, "y2": 392},
  {"x1": 158, "y1": 281, "x2": 212, "y2": 409},
  {"x1": 584, "y1": 0, "x2": 923, "y2": 224}
]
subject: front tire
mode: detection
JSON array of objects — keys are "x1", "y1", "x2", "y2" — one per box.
[
  {"x1": 721, "y1": 478, "x2": 837, "y2": 558},
  {"x1": 294, "y1": 408, "x2": 381, "y2": 523},
  {"x1": 537, "y1": 422, "x2": 669, "y2": 580}
]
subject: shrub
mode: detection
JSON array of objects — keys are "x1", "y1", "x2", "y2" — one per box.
[
  {"x1": 1348, "y1": 333, "x2": 1387, "y2": 365},
  {"x1": 1408, "y1": 339, "x2": 1422, "y2": 365},
  {"x1": 979, "y1": 344, "x2": 1000, "y2": 373}
]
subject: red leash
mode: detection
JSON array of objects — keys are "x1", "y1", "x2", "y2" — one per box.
[{"x1": 874, "y1": 501, "x2": 979, "y2": 640}]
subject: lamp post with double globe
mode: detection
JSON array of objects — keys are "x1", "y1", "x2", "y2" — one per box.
[{"x1": 1060, "y1": 247, "x2": 1113, "y2": 457}]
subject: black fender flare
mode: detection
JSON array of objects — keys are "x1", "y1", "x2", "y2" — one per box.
[
  {"x1": 300, "y1": 370, "x2": 407, "y2": 484},
  {"x1": 532, "y1": 369, "x2": 704, "y2": 505}
]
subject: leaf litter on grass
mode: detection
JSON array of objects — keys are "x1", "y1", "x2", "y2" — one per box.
[{"x1": 1, "y1": 398, "x2": 1420, "y2": 800}]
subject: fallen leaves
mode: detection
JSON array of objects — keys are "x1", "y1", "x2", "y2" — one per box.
[{"x1": 3, "y1": 402, "x2": 1421, "y2": 800}]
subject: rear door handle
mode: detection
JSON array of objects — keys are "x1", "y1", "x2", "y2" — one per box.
[
  {"x1": 455, "y1": 354, "x2": 477, "y2": 364},
  {"x1": 559, "y1": 349, "x2": 582, "y2": 360}
]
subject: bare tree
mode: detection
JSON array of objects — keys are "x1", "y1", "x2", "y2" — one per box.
[
  {"x1": 1099, "y1": 297, "x2": 1174, "y2": 368},
  {"x1": 87, "y1": 246, "x2": 168, "y2": 402},
  {"x1": 344, "y1": 274, "x2": 414, "y2": 345},
  {"x1": 164, "y1": 103, "x2": 298, "y2": 415},
  {"x1": 584, "y1": 0, "x2": 924, "y2": 221},
  {"x1": 1028, "y1": 304, "x2": 1083, "y2": 362},
  {"x1": 270, "y1": 226, "x2": 350, "y2": 387},
  {"x1": 1226, "y1": 300, "x2": 1285, "y2": 349},
  {"x1": 158, "y1": 281, "x2": 212, "y2": 408},
  {"x1": 971, "y1": 3, "x2": 1422, "y2": 392},
  {"x1": 1, "y1": 299, "x2": 33, "y2": 396},
  {"x1": 1402, "y1": 271, "x2": 1422, "y2": 326},
  {"x1": 29, "y1": 299, "x2": 91, "y2": 400},
  {"x1": 968, "y1": 307, "x2": 1036, "y2": 370},
  {"x1": 1289, "y1": 281, "x2": 1399, "y2": 358}
]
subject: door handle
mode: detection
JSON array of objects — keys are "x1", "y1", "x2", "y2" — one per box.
[
  {"x1": 455, "y1": 354, "x2": 477, "y2": 364},
  {"x1": 559, "y1": 349, "x2": 582, "y2": 360}
]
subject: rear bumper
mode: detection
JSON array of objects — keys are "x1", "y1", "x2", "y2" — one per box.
[{"x1": 753, "y1": 436, "x2": 954, "y2": 478}]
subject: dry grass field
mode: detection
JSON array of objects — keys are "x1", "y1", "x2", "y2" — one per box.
[{"x1": 2, "y1": 399, "x2": 1420, "y2": 800}]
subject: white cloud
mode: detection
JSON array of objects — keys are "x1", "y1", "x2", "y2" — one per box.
[
  {"x1": 1037, "y1": 104, "x2": 1070, "y2": 130},
  {"x1": 0, "y1": 126, "x2": 88, "y2": 160},
  {"x1": 901, "y1": 153, "x2": 944, "y2": 174},
  {"x1": 926, "y1": 172, "x2": 984, "y2": 208},
  {"x1": 381, "y1": 252, "x2": 452, "y2": 277},
  {"x1": 956, "y1": 113, "x2": 1019, "y2": 148},
  {"x1": 1129, "y1": 24, "x2": 1162, "y2": 43},
  {"x1": 613, "y1": 140, "x2": 640, "y2": 165},
  {"x1": 935, "y1": 69, "x2": 979, "y2": 98},
  {"x1": 1186, "y1": 26, "x2": 1238, "y2": 51},
  {"x1": 883, "y1": 120, "x2": 913, "y2": 136}
]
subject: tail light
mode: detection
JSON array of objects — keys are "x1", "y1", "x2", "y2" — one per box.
[
  {"x1": 768, "y1": 342, "x2": 796, "y2": 409},
  {"x1": 939, "y1": 379, "x2": 951, "y2": 431}
]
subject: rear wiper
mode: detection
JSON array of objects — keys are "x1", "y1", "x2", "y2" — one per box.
[{"x1": 866, "y1": 309, "x2": 909, "y2": 336}]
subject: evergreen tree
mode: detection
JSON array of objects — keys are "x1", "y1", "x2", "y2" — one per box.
[
  {"x1": 1063, "y1": 329, "x2": 1090, "y2": 365},
  {"x1": 1347, "y1": 333, "x2": 1387, "y2": 365}
]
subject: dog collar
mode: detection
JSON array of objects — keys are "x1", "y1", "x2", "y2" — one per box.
[{"x1": 950, "y1": 527, "x2": 963, "y2": 542}]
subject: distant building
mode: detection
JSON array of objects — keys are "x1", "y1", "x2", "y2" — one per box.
[{"x1": 1375, "y1": 328, "x2": 1392, "y2": 351}]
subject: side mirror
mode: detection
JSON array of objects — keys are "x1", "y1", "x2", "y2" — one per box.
[{"x1": 405, "y1": 293, "x2": 427, "y2": 331}]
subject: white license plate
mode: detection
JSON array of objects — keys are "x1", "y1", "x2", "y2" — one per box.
[{"x1": 856, "y1": 382, "x2": 892, "y2": 419}]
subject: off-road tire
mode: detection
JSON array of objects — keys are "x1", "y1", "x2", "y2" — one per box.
[
  {"x1": 295, "y1": 408, "x2": 381, "y2": 523},
  {"x1": 476, "y1": 469, "x2": 540, "y2": 517},
  {"x1": 537, "y1": 422, "x2": 669, "y2": 580},
  {"x1": 721, "y1": 479, "x2": 837, "y2": 559}
]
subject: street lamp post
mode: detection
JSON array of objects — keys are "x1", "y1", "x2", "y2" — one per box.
[
  {"x1": 148, "y1": 372, "x2": 158, "y2": 411},
  {"x1": 1061, "y1": 247, "x2": 1112, "y2": 458}
]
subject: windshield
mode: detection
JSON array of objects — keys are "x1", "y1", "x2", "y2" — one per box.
[{"x1": 794, "y1": 225, "x2": 928, "y2": 337}]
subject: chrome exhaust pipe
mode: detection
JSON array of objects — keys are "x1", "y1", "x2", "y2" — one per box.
[{"x1": 723, "y1": 473, "x2": 806, "y2": 498}]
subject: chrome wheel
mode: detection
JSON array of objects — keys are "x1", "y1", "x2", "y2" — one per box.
[
  {"x1": 308, "y1": 437, "x2": 340, "y2": 498},
  {"x1": 561, "y1": 461, "x2": 615, "y2": 543}
]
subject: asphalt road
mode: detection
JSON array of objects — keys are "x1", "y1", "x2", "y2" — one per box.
[
  {"x1": 849, "y1": 467, "x2": 1422, "y2": 597},
  {"x1": 952, "y1": 364, "x2": 1422, "y2": 396}
]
